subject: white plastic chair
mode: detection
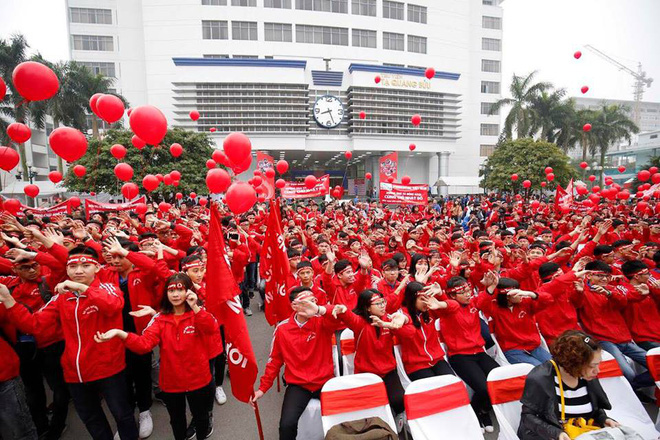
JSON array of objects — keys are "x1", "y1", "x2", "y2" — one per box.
[
  {"x1": 646, "y1": 347, "x2": 660, "y2": 432},
  {"x1": 393, "y1": 342, "x2": 412, "y2": 390},
  {"x1": 489, "y1": 333, "x2": 511, "y2": 366},
  {"x1": 339, "y1": 328, "x2": 355, "y2": 376},
  {"x1": 404, "y1": 375, "x2": 484, "y2": 440},
  {"x1": 320, "y1": 373, "x2": 397, "y2": 435},
  {"x1": 296, "y1": 398, "x2": 324, "y2": 440},
  {"x1": 598, "y1": 350, "x2": 659, "y2": 440},
  {"x1": 487, "y1": 363, "x2": 535, "y2": 440}
]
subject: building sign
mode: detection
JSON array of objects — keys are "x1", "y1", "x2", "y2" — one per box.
[
  {"x1": 380, "y1": 73, "x2": 431, "y2": 90},
  {"x1": 379, "y1": 182, "x2": 429, "y2": 205}
]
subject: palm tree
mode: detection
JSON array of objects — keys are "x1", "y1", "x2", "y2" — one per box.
[
  {"x1": 591, "y1": 104, "x2": 639, "y2": 183},
  {"x1": 67, "y1": 62, "x2": 118, "y2": 139},
  {"x1": 489, "y1": 71, "x2": 553, "y2": 139},
  {"x1": 529, "y1": 89, "x2": 572, "y2": 142}
]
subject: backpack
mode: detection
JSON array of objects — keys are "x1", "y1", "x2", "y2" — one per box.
[{"x1": 324, "y1": 417, "x2": 398, "y2": 440}]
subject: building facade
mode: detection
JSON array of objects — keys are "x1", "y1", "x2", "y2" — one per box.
[
  {"x1": 65, "y1": 0, "x2": 504, "y2": 195},
  {"x1": 573, "y1": 97, "x2": 660, "y2": 134}
]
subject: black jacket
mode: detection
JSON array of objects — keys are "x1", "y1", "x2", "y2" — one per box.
[{"x1": 518, "y1": 361, "x2": 612, "y2": 440}]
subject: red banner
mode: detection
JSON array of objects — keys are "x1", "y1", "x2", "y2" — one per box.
[
  {"x1": 281, "y1": 174, "x2": 329, "y2": 199},
  {"x1": 256, "y1": 151, "x2": 275, "y2": 200},
  {"x1": 379, "y1": 152, "x2": 398, "y2": 182},
  {"x1": 84, "y1": 197, "x2": 146, "y2": 218},
  {"x1": 555, "y1": 179, "x2": 574, "y2": 213},
  {"x1": 379, "y1": 182, "x2": 428, "y2": 205},
  {"x1": 17, "y1": 200, "x2": 70, "y2": 217}
]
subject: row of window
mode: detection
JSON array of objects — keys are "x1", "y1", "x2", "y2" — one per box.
[
  {"x1": 203, "y1": 21, "x2": 427, "y2": 52},
  {"x1": 72, "y1": 35, "x2": 114, "y2": 51},
  {"x1": 480, "y1": 123, "x2": 499, "y2": 136},
  {"x1": 202, "y1": 0, "x2": 427, "y2": 23},
  {"x1": 482, "y1": 16, "x2": 502, "y2": 30},
  {"x1": 77, "y1": 61, "x2": 116, "y2": 77},
  {"x1": 69, "y1": 7, "x2": 112, "y2": 24},
  {"x1": 481, "y1": 59, "x2": 500, "y2": 73}
]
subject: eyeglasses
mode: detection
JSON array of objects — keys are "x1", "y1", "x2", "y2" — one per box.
[
  {"x1": 16, "y1": 263, "x2": 39, "y2": 271},
  {"x1": 371, "y1": 300, "x2": 387, "y2": 307}
]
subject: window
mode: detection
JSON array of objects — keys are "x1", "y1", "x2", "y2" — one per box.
[
  {"x1": 351, "y1": 0, "x2": 375, "y2": 16},
  {"x1": 481, "y1": 81, "x2": 500, "y2": 94},
  {"x1": 77, "y1": 61, "x2": 116, "y2": 77},
  {"x1": 295, "y1": 0, "x2": 348, "y2": 13},
  {"x1": 265, "y1": 0, "x2": 291, "y2": 7},
  {"x1": 480, "y1": 123, "x2": 499, "y2": 136},
  {"x1": 233, "y1": 55, "x2": 259, "y2": 59},
  {"x1": 296, "y1": 25, "x2": 348, "y2": 46},
  {"x1": 481, "y1": 102, "x2": 498, "y2": 115},
  {"x1": 482, "y1": 37, "x2": 501, "y2": 51},
  {"x1": 481, "y1": 59, "x2": 500, "y2": 73},
  {"x1": 480, "y1": 144, "x2": 496, "y2": 157},
  {"x1": 202, "y1": 20, "x2": 228, "y2": 39},
  {"x1": 69, "y1": 7, "x2": 112, "y2": 24},
  {"x1": 352, "y1": 29, "x2": 376, "y2": 48},
  {"x1": 265, "y1": 23, "x2": 292, "y2": 42},
  {"x1": 72, "y1": 35, "x2": 114, "y2": 51},
  {"x1": 408, "y1": 35, "x2": 427, "y2": 54},
  {"x1": 407, "y1": 4, "x2": 427, "y2": 24},
  {"x1": 203, "y1": 54, "x2": 230, "y2": 58},
  {"x1": 232, "y1": 21, "x2": 258, "y2": 40},
  {"x1": 383, "y1": 0, "x2": 404, "y2": 19},
  {"x1": 482, "y1": 0, "x2": 495, "y2": 5},
  {"x1": 482, "y1": 16, "x2": 502, "y2": 29},
  {"x1": 383, "y1": 63, "x2": 404, "y2": 67},
  {"x1": 202, "y1": 0, "x2": 227, "y2": 4},
  {"x1": 383, "y1": 32, "x2": 404, "y2": 51},
  {"x1": 231, "y1": 0, "x2": 256, "y2": 5}
]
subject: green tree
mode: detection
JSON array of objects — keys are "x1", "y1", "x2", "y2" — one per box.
[
  {"x1": 63, "y1": 128, "x2": 215, "y2": 199},
  {"x1": 489, "y1": 71, "x2": 553, "y2": 139},
  {"x1": 480, "y1": 138, "x2": 577, "y2": 191},
  {"x1": 591, "y1": 104, "x2": 639, "y2": 183}
]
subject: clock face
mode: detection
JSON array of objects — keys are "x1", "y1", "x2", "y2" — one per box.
[{"x1": 313, "y1": 95, "x2": 344, "y2": 129}]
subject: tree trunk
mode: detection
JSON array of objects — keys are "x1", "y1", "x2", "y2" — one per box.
[
  {"x1": 599, "y1": 146, "x2": 606, "y2": 186},
  {"x1": 581, "y1": 134, "x2": 588, "y2": 163},
  {"x1": 53, "y1": 119, "x2": 63, "y2": 173},
  {"x1": 92, "y1": 116, "x2": 100, "y2": 139}
]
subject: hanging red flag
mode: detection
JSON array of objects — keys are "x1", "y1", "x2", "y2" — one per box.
[{"x1": 379, "y1": 152, "x2": 398, "y2": 183}]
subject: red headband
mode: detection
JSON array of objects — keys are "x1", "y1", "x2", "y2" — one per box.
[
  {"x1": 67, "y1": 255, "x2": 99, "y2": 266},
  {"x1": 446, "y1": 285, "x2": 469, "y2": 294},
  {"x1": 370, "y1": 294, "x2": 383, "y2": 304},
  {"x1": 167, "y1": 282, "x2": 185, "y2": 290},
  {"x1": 182, "y1": 260, "x2": 204, "y2": 271}
]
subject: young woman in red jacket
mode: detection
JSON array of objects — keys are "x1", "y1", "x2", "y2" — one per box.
[
  {"x1": 95, "y1": 273, "x2": 218, "y2": 440},
  {"x1": 331, "y1": 288, "x2": 407, "y2": 414}
]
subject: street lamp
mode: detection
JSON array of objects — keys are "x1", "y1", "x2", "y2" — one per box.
[{"x1": 16, "y1": 165, "x2": 38, "y2": 183}]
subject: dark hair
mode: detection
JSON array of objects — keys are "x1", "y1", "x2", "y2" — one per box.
[
  {"x1": 69, "y1": 245, "x2": 99, "y2": 259},
  {"x1": 353, "y1": 289, "x2": 384, "y2": 337},
  {"x1": 296, "y1": 261, "x2": 313, "y2": 271},
  {"x1": 496, "y1": 277, "x2": 519, "y2": 308},
  {"x1": 621, "y1": 260, "x2": 649, "y2": 279},
  {"x1": 186, "y1": 246, "x2": 206, "y2": 256},
  {"x1": 160, "y1": 273, "x2": 195, "y2": 315},
  {"x1": 180, "y1": 255, "x2": 202, "y2": 270},
  {"x1": 118, "y1": 238, "x2": 139, "y2": 253},
  {"x1": 551, "y1": 330, "x2": 601, "y2": 378},
  {"x1": 138, "y1": 232, "x2": 157, "y2": 242},
  {"x1": 403, "y1": 281, "x2": 427, "y2": 329},
  {"x1": 654, "y1": 250, "x2": 660, "y2": 265},
  {"x1": 289, "y1": 285, "x2": 313, "y2": 303},
  {"x1": 408, "y1": 253, "x2": 429, "y2": 277},
  {"x1": 446, "y1": 276, "x2": 468, "y2": 298},
  {"x1": 539, "y1": 262, "x2": 561, "y2": 281},
  {"x1": 585, "y1": 260, "x2": 612, "y2": 273},
  {"x1": 612, "y1": 239, "x2": 632, "y2": 249},
  {"x1": 334, "y1": 259, "x2": 352, "y2": 275},
  {"x1": 381, "y1": 259, "x2": 398, "y2": 270},
  {"x1": 594, "y1": 245, "x2": 613, "y2": 257}
]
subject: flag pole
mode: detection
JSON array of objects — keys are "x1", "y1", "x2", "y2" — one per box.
[{"x1": 254, "y1": 401, "x2": 265, "y2": 440}]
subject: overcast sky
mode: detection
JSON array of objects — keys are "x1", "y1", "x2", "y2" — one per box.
[{"x1": 0, "y1": 0, "x2": 658, "y2": 103}]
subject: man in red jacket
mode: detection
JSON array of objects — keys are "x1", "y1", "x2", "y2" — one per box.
[
  {"x1": 621, "y1": 260, "x2": 660, "y2": 351},
  {"x1": 0, "y1": 246, "x2": 139, "y2": 440}
]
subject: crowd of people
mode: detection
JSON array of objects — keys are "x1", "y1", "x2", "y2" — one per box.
[{"x1": 0, "y1": 193, "x2": 659, "y2": 440}]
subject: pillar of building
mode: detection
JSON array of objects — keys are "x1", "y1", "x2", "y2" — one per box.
[{"x1": 437, "y1": 151, "x2": 451, "y2": 196}]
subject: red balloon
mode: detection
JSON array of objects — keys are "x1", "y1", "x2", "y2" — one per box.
[
  {"x1": 583, "y1": 123, "x2": 592, "y2": 132},
  {"x1": 169, "y1": 143, "x2": 183, "y2": 158},
  {"x1": 304, "y1": 175, "x2": 318, "y2": 189},
  {"x1": 374, "y1": 75, "x2": 381, "y2": 84},
  {"x1": 67, "y1": 197, "x2": 80, "y2": 209},
  {"x1": 579, "y1": 161, "x2": 588, "y2": 169},
  {"x1": 511, "y1": 174, "x2": 519, "y2": 181},
  {"x1": 156, "y1": 174, "x2": 164, "y2": 182},
  {"x1": 121, "y1": 182, "x2": 139, "y2": 199},
  {"x1": 129, "y1": 105, "x2": 168, "y2": 145},
  {"x1": 265, "y1": 168, "x2": 275, "y2": 179},
  {"x1": 96, "y1": 94, "x2": 125, "y2": 123},
  {"x1": 253, "y1": 176, "x2": 262, "y2": 186},
  {"x1": 225, "y1": 181, "x2": 257, "y2": 214},
  {"x1": 387, "y1": 176, "x2": 394, "y2": 183},
  {"x1": 131, "y1": 135, "x2": 146, "y2": 150},
  {"x1": 24, "y1": 184, "x2": 39, "y2": 198},
  {"x1": 411, "y1": 114, "x2": 422, "y2": 126},
  {"x1": 49, "y1": 127, "x2": 88, "y2": 162},
  {"x1": 190, "y1": 192, "x2": 197, "y2": 199},
  {"x1": 0, "y1": 78, "x2": 5, "y2": 100},
  {"x1": 73, "y1": 165, "x2": 86, "y2": 178},
  {"x1": 401, "y1": 176, "x2": 411, "y2": 185},
  {"x1": 637, "y1": 201, "x2": 648, "y2": 212},
  {"x1": 163, "y1": 174, "x2": 173, "y2": 186},
  {"x1": 114, "y1": 163, "x2": 133, "y2": 181},
  {"x1": 172, "y1": 180, "x2": 179, "y2": 187},
  {"x1": 135, "y1": 203, "x2": 148, "y2": 214},
  {"x1": 643, "y1": 183, "x2": 651, "y2": 190},
  {"x1": 206, "y1": 159, "x2": 216, "y2": 169},
  {"x1": 576, "y1": 185, "x2": 588, "y2": 195},
  {"x1": 110, "y1": 144, "x2": 127, "y2": 159},
  {"x1": 3, "y1": 198, "x2": 21, "y2": 214},
  {"x1": 210, "y1": 127, "x2": 216, "y2": 132},
  {"x1": 223, "y1": 132, "x2": 252, "y2": 167},
  {"x1": 589, "y1": 193, "x2": 601, "y2": 203},
  {"x1": 546, "y1": 173, "x2": 555, "y2": 181},
  {"x1": 12, "y1": 61, "x2": 59, "y2": 101},
  {"x1": 618, "y1": 165, "x2": 626, "y2": 173},
  {"x1": 189, "y1": 110, "x2": 200, "y2": 121},
  {"x1": 425, "y1": 67, "x2": 435, "y2": 79},
  {"x1": 170, "y1": 170, "x2": 181, "y2": 181},
  {"x1": 176, "y1": 192, "x2": 183, "y2": 200},
  {"x1": 7, "y1": 123, "x2": 31, "y2": 143},
  {"x1": 365, "y1": 172, "x2": 372, "y2": 180},
  {"x1": 89, "y1": 93, "x2": 104, "y2": 116},
  {"x1": 345, "y1": 151, "x2": 352, "y2": 160},
  {"x1": 142, "y1": 174, "x2": 159, "y2": 192},
  {"x1": 206, "y1": 168, "x2": 231, "y2": 193},
  {"x1": 592, "y1": 186, "x2": 601, "y2": 193},
  {"x1": 159, "y1": 202, "x2": 172, "y2": 212},
  {"x1": 638, "y1": 170, "x2": 651, "y2": 181},
  {"x1": 198, "y1": 198, "x2": 208, "y2": 207},
  {"x1": 589, "y1": 175, "x2": 596, "y2": 182},
  {"x1": 540, "y1": 181, "x2": 547, "y2": 188},
  {"x1": 409, "y1": 144, "x2": 416, "y2": 151},
  {"x1": 652, "y1": 173, "x2": 660, "y2": 184},
  {"x1": 48, "y1": 171, "x2": 62, "y2": 183},
  {"x1": 654, "y1": 191, "x2": 660, "y2": 199},
  {"x1": 574, "y1": 51, "x2": 582, "y2": 59},
  {"x1": 636, "y1": 191, "x2": 644, "y2": 198},
  {"x1": 531, "y1": 200, "x2": 540, "y2": 209},
  {"x1": 253, "y1": 170, "x2": 262, "y2": 177},
  {"x1": 581, "y1": 86, "x2": 589, "y2": 94},
  {"x1": 276, "y1": 160, "x2": 289, "y2": 174},
  {"x1": 0, "y1": 146, "x2": 20, "y2": 171},
  {"x1": 649, "y1": 166, "x2": 658, "y2": 174},
  {"x1": 617, "y1": 190, "x2": 630, "y2": 200},
  {"x1": 523, "y1": 180, "x2": 531, "y2": 188},
  {"x1": 275, "y1": 178, "x2": 286, "y2": 189},
  {"x1": 544, "y1": 167, "x2": 553, "y2": 174},
  {"x1": 257, "y1": 194, "x2": 266, "y2": 203},
  {"x1": 359, "y1": 111, "x2": 366, "y2": 120},
  {"x1": 332, "y1": 189, "x2": 340, "y2": 198},
  {"x1": 127, "y1": 108, "x2": 132, "y2": 117},
  {"x1": 212, "y1": 150, "x2": 229, "y2": 166},
  {"x1": 232, "y1": 154, "x2": 252, "y2": 175}
]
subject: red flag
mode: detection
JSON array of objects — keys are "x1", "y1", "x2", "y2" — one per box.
[
  {"x1": 554, "y1": 179, "x2": 574, "y2": 214},
  {"x1": 256, "y1": 152, "x2": 275, "y2": 199},
  {"x1": 259, "y1": 198, "x2": 291, "y2": 325},
  {"x1": 206, "y1": 206, "x2": 258, "y2": 403},
  {"x1": 379, "y1": 152, "x2": 398, "y2": 182}
]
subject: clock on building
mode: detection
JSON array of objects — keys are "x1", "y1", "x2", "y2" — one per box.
[{"x1": 313, "y1": 95, "x2": 344, "y2": 129}]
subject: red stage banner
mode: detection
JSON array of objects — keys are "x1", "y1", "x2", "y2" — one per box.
[
  {"x1": 17, "y1": 200, "x2": 70, "y2": 217},
  {"x1": 379, "y1": 152, "x2": 398, "y2": 182},
  {"x1": 85, "y1": 197, "x2": 146, "y2": 217},
  {"x1": 379, "y1": 182, "x2": 428, "y2": 205},
  {"x1": 256, "y1": 151, "x2": 275, "y2": 199},
  {"x1": 281, "y1": 174, "x2": 329, "y2": 199}
]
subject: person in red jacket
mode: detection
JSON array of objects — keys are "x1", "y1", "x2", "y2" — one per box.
[
  {"x1": 95, "y1": 273, "x2": 217, "y2": 440},
  {"x1": 0, "y1": 246, "x2": 139, "y2": 440},
  {"x1": 249, "y1": 286, "x2": 340, "y2": 440},
  {"x1": 621, "y1": 260, "x2": 660, "y2": 351},
  {"x1": 322, "y1": 251, "x2": 370, "y2": 309}
]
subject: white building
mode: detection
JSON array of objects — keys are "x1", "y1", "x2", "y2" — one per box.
[
  {"x1": 65, "y1": 0, "x2": 504, "y2": 195},
  {"x1": 573, "y1": 97, "x2": 660, "y2": 134}
]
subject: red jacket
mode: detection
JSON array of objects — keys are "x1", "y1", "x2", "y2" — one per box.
[
  {"x1": 0, "y1": 306, "x2": 19, "y2": 382},
  {"x1": 258, "y1": 312, "x2": 341, "y2": 393},
  {"x1": 622, "y1": 282, "x2": 660, "y2": 343},
  {"x1": 338, "y1": 311, "x2": 396, "y2": 377},
  {"x1": 436, "y1": 298, "x2": 485, "y2": 356},
  {"x1": 322, "y1": 270, "x2": 369, "y2": 310},
  {"x1": 125, "y1": 309, "x2": 217, "y2": 393},
  {"x1": 394, "y1": 310, "x2": 446, "y2": 375},
  {"x1": 578, "y1": 282, "x2": 632, "y2": 344},
  {"x1": 7, "y1": 279, "x2": 126, "y2": 383},
  {"x1": 535, "y1": 272, "x2": 582, "y2": 343},
  {"x1": 197, "y1": 285, "x2": 224, "y2": 359}
]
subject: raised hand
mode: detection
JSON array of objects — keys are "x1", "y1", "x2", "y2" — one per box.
[
  {"x1": 129, "y1": 305, "x2": 157, "y2": 318},
  {"x1": 332, "y1": 304, "x2": 347, "y2": 318},
  {"x1": 104, "y1": 236, "x2": 128, "y2": 257},
  {"x1": 186, "y1": 290, "x2": 201, "y2": 313},
  {"x1": 94, "y1": 329, "x2": 127, "y2": 343}
]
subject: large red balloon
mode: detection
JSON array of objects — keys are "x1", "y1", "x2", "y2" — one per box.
[
  {"x1": 649, "y1": 167, "x2": 658, "y2": 174},
  {"x1": 544, "y1": 167, "x2": 553, "y2": 174},
  {"x1": 7, "y1": 123, "x2": 31, "y2": 143},
  {"x1": 190, "y1": 192, "x2": 197, "y2": 199},
  {"x1": 96, "y1": 94, "x2": 125, "y2": 123},
  {"x1": 206, "y1": 168, "x2": 231, "y2": 193},
  {"x1": 170, "y1": 170, "x2": 181, "y2": 181},
  {"x1": 546, "y1": 173, "x2": 555, "y2": 181},
  {"x1": 579, "y1": 161, "x2": 588, "y2": 169},
  {"x1": 206, "y1": 159, "x2": 216, "y2": 169},
  {"x1": 170, "y1": 143, "x2": 183, "y2": 158},
  {"x1": 12, "y1": 61, "x2": 59, "y2": 101},
  {"x1": 135, "y1": 203, "x2": 148, "y2": 214},
  {"x1": 129, "y1": 105, "x2": 168, "y2": 145},
  {"x1": 4, "y1": 198, "x2": 21, "y2": 214},
  {"x1": 589, "y1": 175, "x2": 596, "y2": 182},
  {"x1": 49, "y1": 127, "x2": 88, "y2": 162},
  {"x1": 114, "y1": 163, "x2": 133, "y2": 181},
  {"x1": 345, "y1": 151, "x2": 352, "y2": 160},
  {"x1": 265, "y1": 168, "x2": 275, "y2": 179},
  {"x1": 618, "y1": 165, "x2": 626, "y2": 173},
  {"x1": 359, "y1": 111, "x2": 366, "y2": 119},
  {"x1": 73, "y1": 165, "x2": 86, "y2": 178},
  {"x1": 198, "y1": 198, "x2": 208, "y2": 207},
  {"x1": 638, "y1": 170, "x2": 651, "y2": 182},
  {"x1": 48, "y1": 171, "x2": 62, "y2": 183},
  {"x1": 275, "y1": 178, "x2": 286, "y2": 189},
  {"x1": 163, "y1": 174, "x2": 173, "y2": 186},
  {"x1": 159, "y1": 202, "x2": 172, "y2": 212},
  {"x1": 652, "y1": 173, "x2": 660, "y2": 184},
  {"x1": 425, "y1": 67, "x2": 435, "y2": 79},
  {"x1": 121, "y1": 182, "x2": 139, "y2": 199},
  {"x1": 0, "y1": 78, "x2": 6, "y2": 100},
  {"x1": 89, "y1": 93, "x2": 104, "y2": 116},
  {"x1": 212, "y1": 150, "x2": 229, "y2": 166},
  {"x1": 189, "y1": 110, "x2": 200, "y2": 121},
  {"x1": 225, "y1": 181, "x2": 257, "y2": 214},
  {"x1": 523, "y1": 180, "x2": 532, "y2": 188},
  {"x1": 175, "y1": 192, "x2": 183, "y2": 200},
  {"x1": 232, "y1": 154, "x2": 252, "y2": 175},
  {"x1": 223, "y1": 132, "x2": 252, "y2": 167},
  {"x1": 304, "y1": 175, "x2": 318, "y2": 189},
  {"x1": 110, "y1": 144, "x2": 127, "y2": 159},
  {"x1": 411, "y1": 114, "x2": 422, "y2": 126},
  {"x1": 0, "y1": 146, "x2": 20, "y2": 171},
  {"x1": 131, "y1": 135, "x2": 146, "y2": 150},
  {"x1": 24, "y1": 184, "x2": 39, "y2": 198},
  {"x1": 541, "y1": 182, "x2": 547, "y2": 188},
  {"x1": 401, "y1": 176, "x2": 411, "y2": 185},
  {"x1": 583, "y1": 123, "x2": 592, "y2": 132},
  {"x1": 142, "y1": 174, "x2": 159, "y2": 192},
  {"x1": 276, "y1": 160, "x2": 289, "y2": 174}
]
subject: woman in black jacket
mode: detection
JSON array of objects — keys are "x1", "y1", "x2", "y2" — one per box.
[{"x1": 518, "y1": 330, "x2": 619, "y2": 440}]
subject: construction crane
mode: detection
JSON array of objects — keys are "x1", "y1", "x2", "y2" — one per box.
[{"x1": 584, "y1": 45, "x2": 654, "y2": 127}]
